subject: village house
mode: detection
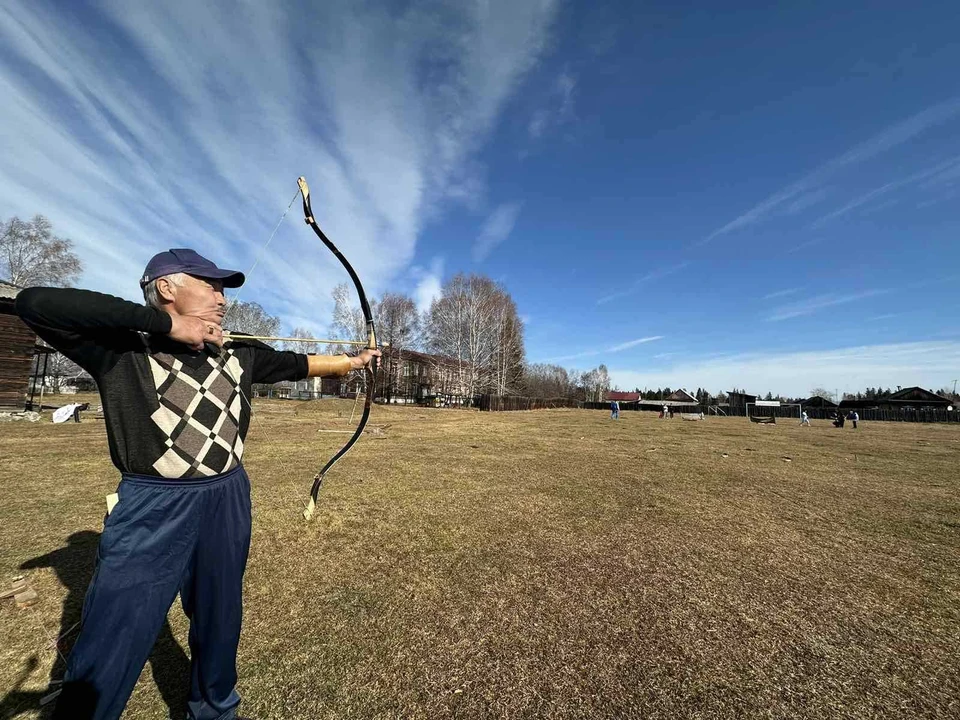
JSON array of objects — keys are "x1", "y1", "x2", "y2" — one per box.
[
  {"x1": 605, "y1": 388, "x2": 700, "y2": 413},
  {"x1": 0, "y1": 280, "x2": 37, "y2": 410}
]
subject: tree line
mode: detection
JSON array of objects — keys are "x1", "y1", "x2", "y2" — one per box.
[
  {"x1": 7, "y1": 214, "x2": 957, "y2": 404},
  {"x1": 3, "y1": 214, "x2": 531, "y2": 399}
]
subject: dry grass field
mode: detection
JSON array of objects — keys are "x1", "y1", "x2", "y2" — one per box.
[{"x1": 1, "y1": 396, "x2": 958, "y2": 719}]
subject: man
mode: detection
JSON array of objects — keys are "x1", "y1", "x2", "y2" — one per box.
[
  {"x1": 851, "y1": 410, "x2": 859, "y2": 429},
  {"x1": 800, "y1": 410, "x2": 810, "y2": 426},
  {"x1": 15, "y1": 248, "x2": 379, "y2": 720},
  {"x1": 610, "y1": 399, "x2": 619, "y2": 420}
]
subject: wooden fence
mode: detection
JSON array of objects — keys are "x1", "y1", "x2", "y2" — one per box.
[
  {"x1": 801, "y1": 407, "x2": 959, "y2": 423},
  {"x1": 494, "y1": 398, "x2": 960, "y2": 423},
  {"x1": 478, "y1": 395, "x2": 581, "y2": 411}
]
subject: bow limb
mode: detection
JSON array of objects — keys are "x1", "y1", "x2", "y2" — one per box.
[{"x1": 298, "y1": 176, "x2": 378, "y2": 521}]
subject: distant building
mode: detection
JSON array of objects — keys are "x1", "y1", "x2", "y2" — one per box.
[
  {"x1": 727, "y1": 390, "x2": 757, "y2": 411},
  {"x1": 802, "y1": 395, "x2": 838, "y2": 410},
  {"x1": 606, "y1": 391, "x2": 642, "y2": 403},
  {"x1": 665, "y1": 388, "x2": 697, "y2": 403},
  {"x1": 0, "y1": 280, "x2": 37, "y2": 410},
  {"x1": 604, "y1": 390, "x2": 698, "y2": 412},
  {"x1": 378, "y1": 347, "x2": 472, "y2": 404},
  {"x1": 840, "y1": 386, "x2": 951, "y2": 411}
]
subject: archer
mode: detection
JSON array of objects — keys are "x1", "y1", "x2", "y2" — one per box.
[{"x1": 15, "y1": 247, "x2": 378, "y2": 720}]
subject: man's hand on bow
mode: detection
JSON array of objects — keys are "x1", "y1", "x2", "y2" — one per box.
[{"x1": 349, "y1": 348, "x2": 381, "y2": 370}]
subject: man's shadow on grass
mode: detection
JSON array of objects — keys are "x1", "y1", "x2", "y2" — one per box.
[{"x1": 0, "y1": 531, "x2": 189, "y2": 719}]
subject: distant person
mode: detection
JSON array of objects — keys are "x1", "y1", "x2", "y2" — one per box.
[
  {"x1": 73, "y1": 402, "x2": 90, "y2": 422},
  {"x1": 850, "y1": 410, "x2": 859, "y2": 429},
  {"x1": 662, "y1": 404, "x2": 669, "y2": 419},
  {"x1": 833, "y1": 412, "x2": 845, "y2": 428},
  {"x1": 800, "y1": 411, "x2": 810, "y2": 426},
  {"x1": 610, "y1": 400, "x2": 619, "y2": 420}
]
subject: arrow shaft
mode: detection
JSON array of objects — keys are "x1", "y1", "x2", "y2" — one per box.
[{"x1": 223, "y1": 333, "x2": 381, "y2": 346}]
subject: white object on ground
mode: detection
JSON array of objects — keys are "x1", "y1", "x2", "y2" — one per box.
[{"x1": 52, "y1": 404, "x2": 82, "y2": 424}]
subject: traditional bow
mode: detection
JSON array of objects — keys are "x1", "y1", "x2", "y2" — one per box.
[{"x1": 297, "y1": 177, "x2": 378, "y2": 520}]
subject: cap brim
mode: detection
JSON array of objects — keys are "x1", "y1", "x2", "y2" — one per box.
[{"x1": 190, "y1": 268, "x2": 245, "y2": 288}]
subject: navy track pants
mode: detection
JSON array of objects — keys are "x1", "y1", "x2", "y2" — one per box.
[{"x1": 54, "y1": 465, "x2": 252, "y2": 720}]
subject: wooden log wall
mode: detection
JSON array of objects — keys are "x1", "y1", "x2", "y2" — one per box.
[{"x1": 0, "y1": 308, "x2": 36, "y2": 409}]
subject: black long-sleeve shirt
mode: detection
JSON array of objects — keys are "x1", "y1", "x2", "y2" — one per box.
[{"x1": 16, "y1": 288, "x2": 308, "y2": 478}]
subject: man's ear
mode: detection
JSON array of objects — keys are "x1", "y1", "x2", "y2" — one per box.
[{"x1": 156, "y1": 277, "x2": 177, "y2": 303}]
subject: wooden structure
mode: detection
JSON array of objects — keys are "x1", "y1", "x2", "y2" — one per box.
[
  {"x1": 0, "y1": 280, "x2": 37, "y2": 410},
  {"x1": 839, "y1": 387, "x2": 952, "y2": 412},
  {"x1": 479, "y1": 394, "x2": 579, "y2": 411},
  {"x1": 803, "y1": 395, "x2": 838, "y2": 409},
  {"x1": 606, "y1": 391, "x2": 641, "y2": 403},
  {"x1": 377, "y1": 347, "x2": 472, "y2": 405},
  {"x1": 727, "y1": 390, "x2": 757, "y2": 415},
  {"x1": 666, "y1": 388, "x2": 697, "y2": 403}
]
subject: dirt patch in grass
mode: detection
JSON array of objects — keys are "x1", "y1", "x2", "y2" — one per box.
[{"x1": 1, "y1": 402, "x2": 958, "y2": 718}]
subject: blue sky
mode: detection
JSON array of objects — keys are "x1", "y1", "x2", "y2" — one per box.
[{"x1": 1, "y1": 0, "x2": 958, "y2": 397}]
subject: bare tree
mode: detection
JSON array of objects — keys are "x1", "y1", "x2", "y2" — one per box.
[
  {"x1": 30, "y1": 348, "x2": 83, "y2": 395},
  {"x1": 223, "y1": 300, "x2": 281, "y2": 341},
  {"x1": 489, "y1": 294, "x2": 525, "y2": 395},
  {"x1": 522, "y1": 364, "x2": 582, "y2": 398},
  {"x1": 425, "y1": 274, "x2": 526, "y2": 399},
  {"x1": 808, "y1": 387, "x2": 834, "y2": 401},
  {"x1": 282, "y1": 327, "x2": 320, "y2": 355},
  {"x1": 375, "y1": 293, "x2": 420, "y2": 401},
  {"x1": 376, "y1": 293, "x2": 420, "y2": 349},
  {"x1": 330, "y1": 282, "x2": 366, "y2": 341},
  {"x1": 581, "y1": 365, "x2": 611, "y2": 403},
  {"x1": 1, "y1": 215, "x2": 83, "y2": 287}
]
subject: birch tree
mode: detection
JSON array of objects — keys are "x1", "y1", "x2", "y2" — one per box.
[
  {"x1": 1, "y1": 215, "x2": 83, "y2": 287},
  {"x1": 282, "y1": 327, "x2": 320, "y2": 355},
  {"x1": 425, "y1": 274, "x2": 525, "y2": 399},
  {"x1": 522, "y1": 364, "x2": 581, "y2": 398},
  {"x1": 375, "y1": 293, "x2": 420, "y2": 400},
  {"x1": 581, "y1": 365, "x2": 611, "y2": 402},
  {"x1": 223, "y1": 300, "x2": 281, "y2": 341}
]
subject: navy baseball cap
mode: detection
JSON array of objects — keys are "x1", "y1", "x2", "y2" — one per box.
[{"x1": 140, "y1": 248, "x2": 245, "y2": 288}]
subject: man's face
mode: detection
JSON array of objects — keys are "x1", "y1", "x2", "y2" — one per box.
[{"x1": 162, "y1": 274, "x2": 226, "y2": 323}]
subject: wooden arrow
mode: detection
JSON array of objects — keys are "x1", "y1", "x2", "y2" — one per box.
[{"x1": 222, "y1": 333, "x2": 387, "y2": 346}]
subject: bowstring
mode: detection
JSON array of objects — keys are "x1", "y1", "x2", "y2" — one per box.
[
  {"x1": 222, "y1": 188, "x2": 311, "y2": 515},
  {"x1": 226, "y1": 189, "x2": 300, "y2": 311}
]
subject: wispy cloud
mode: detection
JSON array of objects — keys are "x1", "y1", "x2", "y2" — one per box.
[
  {"x1": 762, "y1": 288, "x2": 800, "y2": 300},
  {"x1": 0, "y1": 0, "x2": 558, "y2": 332},
  {"x1": 528, "y1": 70, "x2": 577, "y2": 140},
  {"x1": 702, "y1": 96, "x2": 960, "y2": 244},
  {"x1": 608, "y1": 336, "x2": 664, "y2": 352},
  {"x1": 610, "y1": 341, "x2": 960, "y2": 398},
  {"x1": 473, "y1": 202, "x2": 523, "y2": 262},
  {"x1": 784, "y1": 188, "x2": 831, "y2": 215},
  {"x1": 811, "y1": 155, "x2": 960, "y2": 228},
  {"x1": 410, "y1": 257, "x2": 445, "y2": 313},
  {"x1": 597, "y1": 261, "x2": 689, "y2": 305},
  {"x1": 548, "y1": 335, "x2": 663, "y2": 363},
  {"x1": 766, "y1": 290, "x2": 887, "y2": 321},
  {"x1": 786, "y1": 237, "x2": 824, "y2": 255}
]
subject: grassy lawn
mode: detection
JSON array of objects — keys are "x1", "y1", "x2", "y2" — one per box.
[{"x1": 1, "y1": 397, "x2": 958, "y2": 718}]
